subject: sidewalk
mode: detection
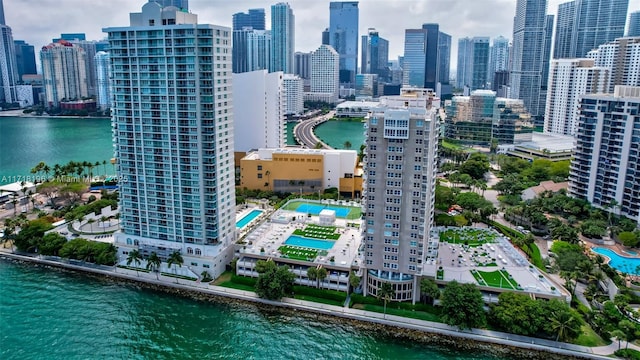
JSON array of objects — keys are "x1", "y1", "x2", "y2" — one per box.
[{"x1": 0, "y1": 250, "x2": 631, "y2": 360}]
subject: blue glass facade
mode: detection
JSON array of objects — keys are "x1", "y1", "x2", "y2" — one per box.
[
  {"x1": 270, "y1": 3, "x2": 295, "y2": 74},
  {"x1": 329, "y1": 1, "x2": 359, "y2": 84},
  {"x1": 232, "y1": 8, "x2": 265, "y2": 31},
  {"x1": 403, "y1": 29, "x2": 427, "y2": 88}
]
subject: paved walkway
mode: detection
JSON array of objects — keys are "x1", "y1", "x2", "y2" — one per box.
[{"x1": 2, "y1": 250, "x2": 637, "y2": 359}]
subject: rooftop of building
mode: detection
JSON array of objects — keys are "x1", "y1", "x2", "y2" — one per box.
[
  {"x1": 242, "y1": 147, "x2": 358, "y2": 161},
  {"x1": 516, "y1": 132, "x2": 576, "y2": 153},
  {"x1": 522, "y1": 181, "x2": 569, "y2": 201},
  {"x1": 335, "y1": 100, "x2": 380, "y2": 109}
]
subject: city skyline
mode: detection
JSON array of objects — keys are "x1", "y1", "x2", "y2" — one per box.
[{"x1": 7, "y1": 0, "x2": 640, "y2": 73}]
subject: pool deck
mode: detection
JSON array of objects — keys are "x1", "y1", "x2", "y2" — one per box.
[{"x1": 239, "y1": 211, "x2": 362, "y2": 269}]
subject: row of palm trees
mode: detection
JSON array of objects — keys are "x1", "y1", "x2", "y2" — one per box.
[
  {"x1": 30, "y1": 160, "x2": 115, "y2": 182},
  {"x1": 126, "y1": 249, "x2": 184, "y2": 282}
]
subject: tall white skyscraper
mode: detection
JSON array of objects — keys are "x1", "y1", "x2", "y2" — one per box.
[
  {"x1": 40, "y1": 41, "x2": 88, "y2": 107},
  {"x1": 104, "y1": 2, "x2": 236, "y2": 278},
  {"x1": 570, "y1": 86, "x2": 640, "y2": 225},
  {"x1": 270, "y1": 2, "x2": 295, "y2": 74},
  {"x1": 308, "y1": 44, "x2": 339, "y2": 104},
  {"x1": 283, "y1": 74, "x2": 303, "y2": 115},
  {"x1": 588, "y1": 37, "x2": 640, "y2": 92},
  {"x1": 362, "y1": 88, "x2": 439, "y2": 303},
  {"x1": 544, "y1": 59, "x2": 609, "y2": 136},
  {"x1": 94, "y1": 51, "x2": 111, "y2": 110},
  {"x1": 233, "y1": 70, "x2": 285, "y2": 152}
]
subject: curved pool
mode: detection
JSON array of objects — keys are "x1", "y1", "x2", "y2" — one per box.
[{"x1": 592, "y1": 247, "x2": 640, "y2": 275}]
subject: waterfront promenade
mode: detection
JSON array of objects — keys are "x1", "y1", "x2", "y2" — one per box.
[{"x1": 1, "y1": 250, "x2": 635, "y2": 360}]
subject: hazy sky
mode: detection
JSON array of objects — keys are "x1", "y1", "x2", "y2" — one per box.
[{"x1": 6, "y1": 0, "x2": 640, "y2": 71}]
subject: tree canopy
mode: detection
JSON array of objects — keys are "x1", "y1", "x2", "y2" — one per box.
[
  {"x1": 440, "y1": 281, "x2": 486, "y2": 329},
  {"x1": 255, "y1": 264, "x2": 295, "y2": 300}
]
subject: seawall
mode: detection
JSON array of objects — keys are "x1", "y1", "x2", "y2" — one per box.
[{"x1": 0, "y1": 252, "x2": 609, "y2": 360}]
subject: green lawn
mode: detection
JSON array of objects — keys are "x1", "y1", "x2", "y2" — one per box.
[
  {"x1": 573, "y1": 324, "x2": 608, "y2": 347},
  {"x1": 471, "y1": 269, "x2": 520, "y2": 290},
  {"x1": 353, "y1": 304, "x2": 442, "y2": 322},
  {"x1": 440, "y1": 228, "x2": 498, "y2": 246},
  {"x1": 282, "y1": 200, "x2": 362, "y2": 219},
  {"x1": 293, "y1": 224, "x2": 340, "y2": 240},
  {"x1": 293, "y1": 294, "x2": 343, "y2": 307},
  {"x1": 278, "y1": 245, "x2": 318, "y2": 261}
]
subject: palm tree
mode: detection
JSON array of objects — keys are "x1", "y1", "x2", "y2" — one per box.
[
  {"x1": 307, "y1": 267, "x2": 318, "y2": 287},
  {"x1": 102, "y1": 160, "x2": 107, "y2": 177},
  {"x1": 167, "y1": 250, "x2": 184, "y2": 283},
  {"x1": 87, "y1": 218, "x2": 96, "y2": 233},
  {"x1": 10, "y1": 194, "x2": 18, "y2": 217},
  {"x1": 316, "y1": 267, "x2": 328, "y2": 289},
  {"x1": 343, "y1": 140, "x2": 352, "y2": 149},
  {"x1": 126, "y1": 249, "x2": 142, "y2": 276},
  {"x1": 100, "y1": 216, "x2": 109, "y2": 228},
  {"x1": 94, "y1": 161, "x2": 101, "y2": 177},
  {"x1": 610, "y1": 329, "x2": 626, "y2": 351},
  {"x1": 146, "y1": 251, "x2": 161, "y2": 280},
  {"x1": 548, "y1": 310, "x2": 580, "y2": 342},
  {"x1": 378, "y1": 282, "x2": 394, "y2": 318}
]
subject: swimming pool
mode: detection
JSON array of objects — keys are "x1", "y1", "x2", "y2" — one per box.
[
  {"x1": 236, "y1": 209, "x2": 263, "y2": 229},
  {"x1": 295, "y1": 204, "x2": 351, "y2": 218},
  {"x1": 284, "y1": 235, "x2": 335, "y2": 250},
  {"x1": 592, "y1": 247, "x2": 640, "y2": 275}
]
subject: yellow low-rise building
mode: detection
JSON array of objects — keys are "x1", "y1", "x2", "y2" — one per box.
[{"x1": 240, "y1": 148, "x2": 362, "y2": 197}]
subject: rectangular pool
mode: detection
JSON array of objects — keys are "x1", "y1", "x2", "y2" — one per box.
[
  {"x1": 236, "y1": 209, "x2": 263, "y2": 229},
  {"x1": 295, "y1": 204, "x2": 351, "y2": 218},
  {"x1": 284, "y1": 235, "x2": 336, "y2": 250}
]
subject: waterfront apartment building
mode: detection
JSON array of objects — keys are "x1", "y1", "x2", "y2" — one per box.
[
  {"x1": 94, "y1": 51, "x2": 111, "y2": 110},
  {"x1": 629, "y1": 11, "x2": 640, "y2": 37},
  {"x1": 329, "y1": 1, "x2": 359, "y2": 85},
  {"x1": 0, "y1": 1, "x2": 18, "y2": 105},
  {"x1": 510, "y1": 0, "x2": 552, "y2": 120},
  {"x1": 445, "y1": 90, "x2": 534, "y2": 145},
  {"x1": 362, "y1": 88, "x2": 439, "y2": 303},
  {"x1": 456, "y1": 37, "x2": 490, "y2": 90},
  {"x1": 588, "y1": 37, "x2": 640, "y2": 93},
  {"x1": 553, "y1": 0, "x2": 629, "y2": 59},
  {"x1": 543, "y1": 59, "x2": 609, "y2": 136},
  {"x1": 569, "y1": 86, "x2": 640, "y2": 226},
  {"x1": 270, "y1": 2, "x2": 295, "y2": 74},
  {"x1": 240, "y1": 148, "x2": 361, "y2": 196},
  {"x1": 283, "y1": 74, "x2": 303, "y2": 115},
  {"x1": 361, "y1": 28, "x2": 389, "y2": 81},
  {"x1": 104, "y1": 2, "x2": 236, "y2": 279},
  {"x1": 305, "y1": 44, "x2": 339, "y2": 104},
  {"x1": 232, "y1": 70, "x2": 285, "y2": 152},
  {"x1": 40, "y1": 41, "x2": 88, "y2": 107}
]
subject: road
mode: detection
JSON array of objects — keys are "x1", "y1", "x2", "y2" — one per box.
[{"x1": 293, "y1": 110, "x2": 335, "y2": 149}]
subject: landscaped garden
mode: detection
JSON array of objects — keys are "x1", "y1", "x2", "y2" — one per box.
[
  {"x1": 471, "y1": 269, "x2": 521, "y2": 290},
  {"x1": 278, "y1": 245, "x2": 318, "y2": 261},
  {"x1": 439, "y1": 228, "x2": 498, "y2": 246},
  {"x1": 293, "y1": 224, "x2": 340, "y2": 240}
]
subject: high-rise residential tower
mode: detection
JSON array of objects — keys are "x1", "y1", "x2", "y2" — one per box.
[
  {"x1": 294, "y1": 51, "x2": 311, "y2": 79},
  {"x1": 438, "y1": 31, "x2": 452, "y2": 85},
  {"x1": 270, "y1": 2, "x2": 295, "y2": 74},
  {"x1": 308, "y1": 44, "x2": 340, "y2": 104},
  {"x1": 329, "y1": 1, "x2": 359, "y2": 85},
  {"x1": 456, "y1": 37, "x2": 489, "y2": 90},
  {"x1": 40, "y1": 41, "x2": 88, "y2": 107},
  {"x1": 543, "y1": 59, "x2": 609, "y2": 136},
  {"x1": 94, "y1": 51, "x2": 111, "y2": 110},
  {"x1": 569, "y1": 86, "x2": 640, "y2": 226},
  {"x1": 104, "y1": 2, "x2": 236, "y2": 278},
  {"x1": 361, "y1": 28, "x2": 389, "y2": 81},
  {"x1": 588, "y1": 37, "x2": 640, "y2": 92},
  {"x1": 0, "y1": 0, "x2": 18, "y2": 104},
  {"x1": 14, "y1": 40, "x2": 36, "y2": 78},
  {"x1": 510, "y1": 0, "x2": 550, "y2": 120},
  {"x1": 232, "y1": 8, "x2": 265, "y2": 31},
  {"x1": 362, "y1": 88, "x2": 439, "y2": 303},
  {"x1": 488, "y1": 36, "x2": 510, "y2": 87},
  {"x1": 283, "y1": 74, "x2": 303, "y2": 115},
  {"x1": 553, "y1": 0, "x2": 629, "y2": 59},
  {"x1": 628, "y1": 11, "x2": 640, "y2": 36}
]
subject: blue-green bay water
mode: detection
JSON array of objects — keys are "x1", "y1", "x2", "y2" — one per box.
[
  {"x1": 0, "y1": 260, "x2": 504, "y2": 360},
  {"x1": 314, "y1": 120, "x2": 366, "y2": 150},
  {"x1": 0, "y1": 116, "x2": 114, "y2": 185}
]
